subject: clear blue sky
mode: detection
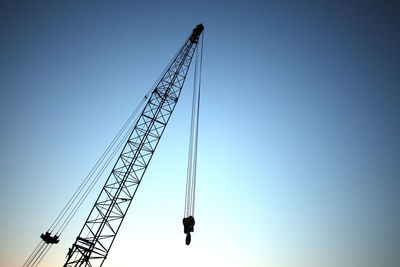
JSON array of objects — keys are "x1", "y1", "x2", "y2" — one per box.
[{"x1": 0, "y1": 1, "x2": 399, "y2": 266}]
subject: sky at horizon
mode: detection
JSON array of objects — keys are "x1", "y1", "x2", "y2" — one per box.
[{"x1": 0, "y1": 1, "x2": 399, "y2": 266}]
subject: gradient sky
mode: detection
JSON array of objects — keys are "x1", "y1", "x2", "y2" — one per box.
[{"x1": 1, "y1": 1, "x2": 399, "y2": 266}]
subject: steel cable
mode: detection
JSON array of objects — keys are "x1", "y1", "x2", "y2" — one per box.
[
  {"x1": 184, "y1": 32, "x2": 203, "y2": 218},
  {"x1": 29, "y1": 244, "x2": 49, "y2": 267},
  {"x1": 58, "y1": 117, "x2": 138, "y2": 235},
  {"x1": 33, "y1": 244, "x2": 52, "y2": 267},
  {"x1": 50, "y1": 92, "x2": 149, "y2": 233},
  {"x1": 22, "y1": 240, "x2": 42, "y2": 267},
  {"x1": 191, "y1": 32, "x2": 204, "y2": 216},
  {"x1": 23, "y1": 242, "x2": 46, "y2": 267}
]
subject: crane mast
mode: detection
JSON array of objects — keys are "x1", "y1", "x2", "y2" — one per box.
[{"x1": 64, "y1": 24, "x2": 204, "y2": 267}]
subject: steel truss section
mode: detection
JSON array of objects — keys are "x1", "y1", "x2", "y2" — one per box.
[{"x1": 64, "y1": 32, "x2": 200, "y2": 266}]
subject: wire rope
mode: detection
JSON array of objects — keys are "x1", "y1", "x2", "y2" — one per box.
[
  {"x1": 22, "y1": 240, "x2": 42, "y2": 267},
  {"x1": 50, "y1": 91, "x2": 149, "y2": 233},
  {"x1": 24, "y1": 242, "x2": 46, "y2": 267},
  {"x1": 33, "y1": 244, "x2": 52, "y2": 267},
  {"x1": 184, "y1": 32, "x2": 203, "y2": 218},
  {"x1": 59, "y1": 117, "x2": 138, "y2": 235},
  {"x1": 191, "y1": 32, "x2": 204, "y2": 216},
  {"x1": 30, "y1": 244, "x2": 49, "y2": 267},
  {"x1": 184, "y1": 47, "x2": 198, "y2": 217}
]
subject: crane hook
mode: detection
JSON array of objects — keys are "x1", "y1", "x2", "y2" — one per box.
[
  {"x1": 185, "y1": 233, "x2": 191, "y2": 245},
  {"x1": 182, "y1": 216, "x2": 195, "y2": 245}
]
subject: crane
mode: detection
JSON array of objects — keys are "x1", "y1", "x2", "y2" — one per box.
[
  {"x1": 23, "y1": 24, "x2": 204, "y2": 267},
  {"x1": 64, "y1": 24, "x2": 204, "y2": 267}
]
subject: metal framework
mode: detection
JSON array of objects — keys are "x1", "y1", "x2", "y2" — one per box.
[{"x1": 64, "y1": 24, "x2": 204, "y2": 267}]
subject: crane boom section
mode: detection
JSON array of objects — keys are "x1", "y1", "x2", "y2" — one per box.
[{"x1": 64, "y1": 25, "x2": 203, "y2": 266}]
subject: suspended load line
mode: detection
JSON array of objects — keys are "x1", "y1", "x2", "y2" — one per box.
[{"x1": 183, "y1": 29, "x2": 203, "y2": 245}]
